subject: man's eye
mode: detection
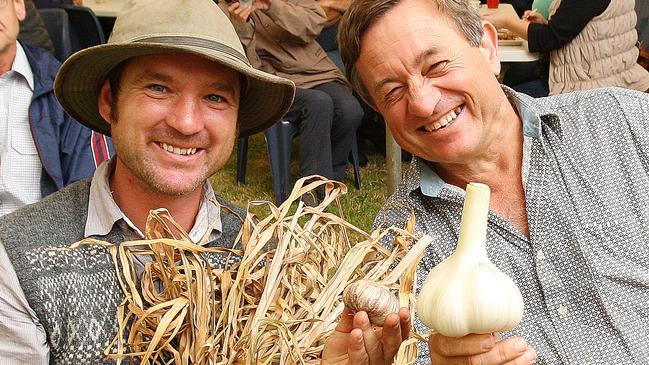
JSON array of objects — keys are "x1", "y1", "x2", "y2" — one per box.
[
  {"x1": 384, "y1": 87, "x2": 403, "y2": 104},
  {"x1": 426, "y1": 61, "x2": 448, "y2": 76},
  {"x1": 207, "y1": 94, "x2": 224, "y2": 103},
  {"x1": 148, "y1": 84, "x2": 167, "y2": 93}
]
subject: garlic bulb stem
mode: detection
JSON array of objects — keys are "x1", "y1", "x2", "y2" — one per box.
[{"x1": 456, "y1": 183, "x2": 490, "y2": 258}]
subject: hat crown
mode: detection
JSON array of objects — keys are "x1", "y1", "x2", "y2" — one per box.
[{"x1": 109, "y1": 0, "x2": 246, "y2": 57}]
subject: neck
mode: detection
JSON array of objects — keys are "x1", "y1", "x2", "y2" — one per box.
[
  {"x1": 0, "y1": 42, "x2": 18, "y2": 75},
  {"x1": 109, "y1": 162, "x2": 203, "y2": 236}
]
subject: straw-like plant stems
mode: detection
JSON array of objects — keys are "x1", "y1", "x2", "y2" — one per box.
[{"x1": 72, "y1": 176, "x2": 432, "y2": 364}]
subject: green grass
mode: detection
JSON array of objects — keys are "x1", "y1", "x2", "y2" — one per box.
[{"x1": 209, "y1": 134, "x2": 399, "y2": 231}]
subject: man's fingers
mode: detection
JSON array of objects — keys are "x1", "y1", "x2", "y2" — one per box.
[
  {"x1": 239, "y1": 6, "x2": 252, "y2": 20},
  {"x1": 334, "y1": 306, "x2": 355, "y2": 333},
  {"x1": 502, "y1": 348, "x2": 537, "y2": 365},
  {"x1": 429, "y1": 332, "x2": 496, "y2": 357},
  {"x1": 353, "y1": 311, "x2": 384, "y2": 364},
  {"x1": 398, "y1": 307, "x2": 410, "y2": 340},
  {"x1": 462, "y1": 338, "x2": 536, "y2": 365},
  {"x1": 346, "y1": 328, "x2": 370, "y2": 364},
  {"x1": 380, "y1": 312, "x2": 403, "y2": 362}
]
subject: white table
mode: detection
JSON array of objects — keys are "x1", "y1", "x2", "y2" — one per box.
[
  {"x1": 84, "y1": 0, "x2": 124, "y2": 17},
  {"x1": 480, "y1": 3, "x2": 539, "y2": 63}
]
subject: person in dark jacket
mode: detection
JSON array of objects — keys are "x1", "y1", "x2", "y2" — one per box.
[{"x1": 0, "y1": 0, "x2": 112, "y2": 215}]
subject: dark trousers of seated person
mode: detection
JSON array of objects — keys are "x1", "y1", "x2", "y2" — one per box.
[
  {"x1": 503, "y1": 60, "x2": 549, "y2": 98},
  {"x1": 283, "y1": 81, "x2": 363, "y2": 184}
]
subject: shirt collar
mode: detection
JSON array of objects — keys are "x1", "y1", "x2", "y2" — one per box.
[
  {"x1": 84, "y1": 158, "x2": 223, "y2": 243},
  {"x1": 11, "y1": 42, "x2": 34, "y2": 91},
  {"x1": 415, "y1": 86, "x2": 548, "y2": 198}
]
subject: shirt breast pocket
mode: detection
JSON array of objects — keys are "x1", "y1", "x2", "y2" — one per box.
[
  {"x1": 10, "y1": 129, "x2": 38, "y2": 155},
  {"x1": 582, "y1": 220, "x2": 649, "y2": 289}
]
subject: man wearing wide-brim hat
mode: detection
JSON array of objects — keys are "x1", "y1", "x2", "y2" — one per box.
[{"x1": 0, "y1": 0, "x2": 408, "y2": 363}]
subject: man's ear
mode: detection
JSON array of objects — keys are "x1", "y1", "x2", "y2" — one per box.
[
  {"x1": 97, "y1": 80, "x2": 114, "y2": 124},
  {"x1": 15, "y1": 0, "x2": 26, "y2": 22},
  {"x1": 478, "y1": 20, "x2": 501, "y2": 76}
]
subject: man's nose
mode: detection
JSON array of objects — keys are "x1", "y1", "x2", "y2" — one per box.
[
  {"x1": 167, "y1": 97, "x2": 204, "y2": 135},
  {"x1": 407, "y1": 83, "x2": 441, "y2": 118}
]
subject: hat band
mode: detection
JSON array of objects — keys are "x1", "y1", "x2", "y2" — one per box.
[{"x1": 133, "y1": 36, "x2": 251, "y2": 66}]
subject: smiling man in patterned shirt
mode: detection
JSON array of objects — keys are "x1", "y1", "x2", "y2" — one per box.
[{"x1": 338, "y1": 0, "x2": 649, "y2": 364}]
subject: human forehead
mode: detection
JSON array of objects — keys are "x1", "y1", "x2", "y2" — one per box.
[
  {"x1": 358, "y1": 0, "x2": 465, "y2": 64},
  {"x1": 123, "y1": 53, "x2": 241, "y2": 91},
  {"x1": 356, "y1": 10, "x2": 466, "y2": 89}
]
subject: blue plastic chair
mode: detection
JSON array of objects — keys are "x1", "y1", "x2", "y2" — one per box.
[
  {"x1": 62, "y1": 5, "x2": 106, "y2": 52},
  {"x1": 236, "y1": 120, "x2": 362, "y2": 205},
  {"x1": 38, "y1": 8, "x2": 72, "y2": 62}
]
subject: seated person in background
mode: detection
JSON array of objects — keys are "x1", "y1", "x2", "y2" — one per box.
[
  {"x1": 222, "y1": 0, "x2": 363, "y2": 190},
  {"x1": 339, "y1": 0, "x2": 649, "y2": 363},
  {"x1": 315, "y1": 0, "x2": 349, "y2": 27},
  {"x1": 483, "y1": 0, "x2": 649, "y2": 96},
  {"x1": 500, "y1": 0, "x2": 532, "y2": 18},
  {"x1": 637, "y1": 0, "x2": 649, "y2": 65},
  {"x1": 493, "y1": 0, "x2": 550, "y2": 93},
  {"x1": 529, "y1": 0, "x2": 551, "y2": 18},
  {"x1": 0, "y1": 0, "x2": 112, "y2": 216},
  {"x1": 0, "y1": 0, "x2": 406, "y2": 363}
]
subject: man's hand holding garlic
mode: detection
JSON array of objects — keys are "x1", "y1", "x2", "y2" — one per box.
[
  {"x1": 322, "y1": 280, "x2": 411, "y2": 364},
  {"x1": 322, "y1": 306, "x2": 411, "y2": 365},
  {"x1": 420, "y1": 184, "x2": 536, "y2": 364}
]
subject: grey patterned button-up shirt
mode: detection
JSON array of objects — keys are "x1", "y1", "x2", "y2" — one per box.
[{"x1": 375, "y1": 87, "x2": 649, "y2": 364}]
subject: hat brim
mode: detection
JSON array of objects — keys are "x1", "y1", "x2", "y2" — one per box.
[{"x1": 55, "y1": 42, "x2": 295, "y2": 138}]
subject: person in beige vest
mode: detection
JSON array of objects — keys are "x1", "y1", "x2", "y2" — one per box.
[{"x1": 484, "y1": 0, "x2": 649, "y2": 95}]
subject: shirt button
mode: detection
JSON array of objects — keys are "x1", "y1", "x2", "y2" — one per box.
[
  {"x1": 536, "y1": 249, "x2": 545, "y2": 261},
  {"x1": 557, "y1": 305, "x2": 568, "y2": 317}
]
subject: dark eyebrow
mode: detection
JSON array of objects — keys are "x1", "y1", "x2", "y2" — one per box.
[
  {"x1": 133, "y1": 70, "x2": 174, "y2": 85},
  {"x1": 373, "y1": 46, "x2": 442, "y2": 94},
  {"x1": 209, "y1": 82, "x2": 237, "y2": 97}
]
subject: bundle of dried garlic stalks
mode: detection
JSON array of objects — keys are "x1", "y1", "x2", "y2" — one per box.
[{"x1": 72, "y1": 177, "x2": 433, "y2": 365}]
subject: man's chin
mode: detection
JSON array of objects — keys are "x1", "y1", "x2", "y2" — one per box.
[{"x1": 149, "y1": 177, "x2": 205, "y2": 197}]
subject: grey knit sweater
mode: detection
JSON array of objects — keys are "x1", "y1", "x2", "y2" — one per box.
[{"x1": 0, "y1": 180, "x2": 245, "y2": 364}]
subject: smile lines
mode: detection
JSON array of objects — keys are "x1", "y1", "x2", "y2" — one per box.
[
  {"x1": 160, "y1": 142, "x2": 198, "y2": 156},
  {"x1": 422, "y1": 106, "x2": 463, "y2": 132}
]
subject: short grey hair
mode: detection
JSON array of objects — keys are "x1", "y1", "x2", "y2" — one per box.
[{"x1": 338, "y1": 0, "x2": 484, "y2": 105}]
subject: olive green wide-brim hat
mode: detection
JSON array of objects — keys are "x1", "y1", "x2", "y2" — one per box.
[{"x1": 55, "y1": 0, "x2": 295, "y2": 138}]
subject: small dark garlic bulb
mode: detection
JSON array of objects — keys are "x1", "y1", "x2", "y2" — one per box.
[{"x1": 342, "y1": 279, "x2": 399, "y2": 325}]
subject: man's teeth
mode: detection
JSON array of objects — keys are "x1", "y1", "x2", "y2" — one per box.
[
  {"x1": 423, "y1": 106, "x2": 462, "y2": 132},
  {"x1": 161, "y1": 143, "x2": 197, "y2": 155}
]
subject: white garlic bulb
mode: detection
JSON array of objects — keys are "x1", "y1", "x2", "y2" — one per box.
[
  {"x1": 416, "y1": 182, "x2": 524, "y2": 337},
  {"x1": 342, "y1": 279, "x2": 399, "y2": 325}
]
